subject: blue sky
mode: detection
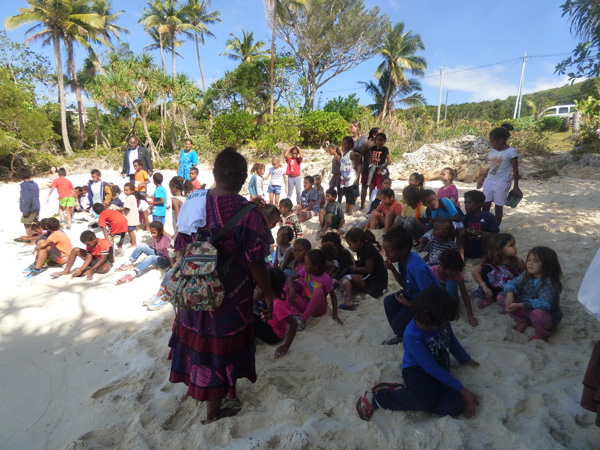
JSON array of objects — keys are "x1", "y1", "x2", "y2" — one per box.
[{"x1": 0, "y1": 0, "x2": 581, "y2": 107}]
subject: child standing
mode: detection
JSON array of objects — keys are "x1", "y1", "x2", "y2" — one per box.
[
  {"x1": 190, "y1": 167, "x2": 202, "y2": 191},
  {"x1": 19, "y1": 169, "x2": 40, "y2": 238},
  {"x1": 327, "y1": 143, "x2": 342, "y2": 195},
  {"x1": 296, "y1": 176, "x2": 320, "y2": 223},
  {"x1": 340, "y1": 228, "x2": 388, "y2": 309},
  {"x1": 116, "y1": 221, "x2": 172, "y2": 283},
  {"x1": 249, "y1": 163, "x2": 266, "y2": 203},
  {"x1": 438, "y1": 167, "x2": 460, "y2": 209},
  {"x1": 459, "y1": 190, "x2": 499, "y2": 259},
  {"x1": 47, "y1": 168, "x2": 75, "y2": 230},
  {"x1": 472, "y1": 233, "x2": 525, "y2": 308},
  {"x1": 264, "y1": 157, "x2": 287, "y2": 205},
  {"x1": 88, "y1": 169, "x2": 112, "y2": 207},
  {"x1": 133, "y1": 159, "x2": 150, "y2": 194},
  {"x1": 338, "y1": 136, "x2": 359, "y2": 215},
  {"x1": 93, "y1": 203, "x2": 129, "y2": 257},
  {"x1": 285, "y1": 146, "x2": 304, "y2": 204},
  {"x1": 279, "y1": 198, "x2": 303, "y2": 240},
  {"x1": 423, "y1": 219, "x2": 459, "y2": 266},
  {"x1": 314, "y1": 174, "x2": 326, "y2": 208},
  {"x1": 122, "y1": 183, "x2": 139, "y2": 248},
  {"x1": 287, "y1": 249, "x2": 344, "y2": 330},
  {"x1": 368, "y1": 132, "x2": 391, "y2": 190},
  {"x1": 381, "y1": 226, "x2": 439, "y2": 345},
  {"x1": 356, "y1": 286, "x2": 479, "y2": 421},
  {"x1": 498, "y1": 246, "x2": 562, "y2": 341},
  {"x1": 148, "y1": 173, "x2": 167, "y2": 224},
  {"x1": 135, "y1": 191, "x2": 150, "y2": 231},
  {"x1": 51, "y1": 230, "x2": 113, "y2": 280},
  {"x1": 319, "y1": 188, "x2": 344, "y2": 237},
  {"x1": 24, "y1": 218, "x2": 73, "y2": 278},
  {"x1": 477, "y1": 127, "x2": 521, "y2": 226},
  {"x1": 369, "y1": 188, "x2": 403, "y2": 233}
]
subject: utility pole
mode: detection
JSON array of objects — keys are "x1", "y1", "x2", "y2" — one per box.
[
  {"x1": 513, "y1": 53, "x2": 527, "y2": 119},
  {"x1": 444, "y1": 90, "x2": 450, "y2": 122},
  {"x1": 437, "y1": 67, "x2": 444, "y2": 124}
]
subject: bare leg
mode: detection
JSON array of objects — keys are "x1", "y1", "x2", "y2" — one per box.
[
  {"x1": 495, "y1": 205, "x2": 504, "y2": 226},
  {"x1": 269, "y1": 192, "x2": 274, "y2": 205},
  {"x1": 205, "y1": 399, "x2": 222, "y2": 423},
  {"x1": 274, "y1": 194, "x2": 280, "y2": 205},
  {"x1": 128, "y1": 230, "x2": 137, "y2": 247},
  {"x1": 58, "y1": 248, "x2": 86, "y2": 275},
  {"x1": 482, "y1": 201, "x2": 492, "y2": 212},
  {"x1": 384, "y1": 211, "x2": 397, "y2": 233},
  {"x1": 34, "y1": 248, "x2": 50, "y2": 269},
  {"x1": 360, "y1": 183, "x2": 368, "y2": 209},
  {"x1": 66, "y1": 206, "x2": 72, "y2": 228}
]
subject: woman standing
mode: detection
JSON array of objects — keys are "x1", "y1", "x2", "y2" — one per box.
[
  {"x1": 177, "y1": 139, "x2": 199, "y2": 180},
  {"x1": 169, "y1": 148, "x2": 274, "y2": 423}
]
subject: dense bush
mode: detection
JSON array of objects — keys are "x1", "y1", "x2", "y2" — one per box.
[
  {"x1": 499, "y1": 117, "x2": 536, "y2": 131},
  {"x1": 211, "y1": 109, "x2": 256, "y2": 148},
  {"x1": 572, "y1": 129, "x2": 600, "y2": 155},
  {"x1": 254, "y1": 109, "x2": 303, "y2": 154},
  {"x1": 535, "y1": 116, "x2": 565, "y2": 132},
  {"x1": 511, "y1": 129, "x2": 550, "y2": 155},
  {"x1": 323, "y1": 94, "x2": 364, "y2": 122},
  {"x1": 301, "y1": 111, "x2": 350, "y2": 147}
]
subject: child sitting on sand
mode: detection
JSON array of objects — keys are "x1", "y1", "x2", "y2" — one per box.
[
  {"x1": 368, "y1": 188, "x2": 403, "y2": 233},
  {"x1": 281, "y1": 238, "x2": 311, "y2": 278},
  {"x1": 93, "y1": 203, "x2": 129, "y2": 257},
  {"x1": 254, "y1": 268, "x2": 298, "y2": 358},
  {"x1": 272, "y1": 226, "x2": 293, "y2": 271},
  {"x1": 498, "y1": 246, "x2": 562, "y2": 341},
  {"x1": 438, "y1": 167, "x2": 460, "y2": 209},
  {"x1": 296, "y1": 176, "x2": 320, "y2": 223},
  {"x1": 422, "y1": 219, "x2": 459, "y2": 267},
  {"x1": 408, "y1": 172, "x2": 425, "y2": 192},
  {"x1": 279, "y1": 198, "x2": 303, "y2": 240},
  {"x1": 24, "y1": 218, "x2": 73, "y2": 278},
  {"x1": 356, "y1": 285, "x2": 479, "y2": 421},
  {"x1": 459, "y1": 190, "x2": 499, "y2": 259},
  {"x1": 367, "y1": 176, "x2": 392, "y2": 214},
  {"x1": 382, "y1": 226, "x2": 439, "y2": 345},
  {"x1": 321, "y1": 232, "x2": 355, "y2": 281},
  {"x1": 318, "y1": 188, "x2": 344, "y2": 237},
  {"x1": 340, "y1": 228, "x2": 387, "y2": 310},
  {"x1": 396, "y1": 185, "x2": 427, "y2": 239},
  {"x1": 51, "y1": 230, "x2": 113, "y2": 280},
  {"x1": 472, "y1": 233, "x2": 525, "y2": 308},
  {"x1": 287, "y1": 249, "x2": 343, "y2": 331},
  {"x1": 320, "y1": 242, "x2": 340, "y2": 277},
  {"x1": 419, "y1": 189, "x2": 462, "y2": 248}
]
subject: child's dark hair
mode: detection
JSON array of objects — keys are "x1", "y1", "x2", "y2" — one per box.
[
  {"x1": 375, "y1": 132, "x2": 387, "y2": 141},
  {"x1": 46, "y1": 217, "x2": 60, "y2": 232},
  {"x1": 80, "y1": 230, "x2": 96, "y2": 243},
  {"x1": 134, "y1": 191, "x2": 144, "y2": 201},
  {"x1": 279, "y1": 198, "x2": 293, "y2": 210},
  {"x1": 464, "y1": 189, "x2": 485, "y2": 205},
  {"x1": 91, "y1": 169, "x2": 101, "y2": 177},
  {"x1": 367, "y1": 127, "x2": 380, "y2": 141},
  {"x1": 438, "y1": 249, "x2": 465, "y2": 272},
  {"x1": 124, "y1": 182, "x2": 135, "y2": 191},
  {"x1": 420, "y1": 189, "x2": 437, "y2": 202},
  {"x1": 190, "y1": 167, "x2": 199, "y2": 175},
  {"x1": 92, "y1": 203, "x2": 105, "y2": 214},
  {"x1": 278, "y1": 226, "x2": 294, "y2": 242},
  {"x1": 306, "y1": 249, "x2": 326, "y2": 275},
  {"x1": 152, "y1": 172, "x2": 163, "y2": 185},
  {"x1": 268, "y1": 267, "x2": 286, "y2": 300},
  {"x1": 380, "y1": 188, "x2": 394, "y2": 199},
  {"x1": 380, "y1": 175, "x2": 391, "y2": 186},
  {"x1": 251, "y1": 162, "x2": 265, "y2": 174},
  {"x1": 149, "y1": 221, "x2": 164, "y2": 234},
  {"x1": 382, "y1": 225, "x2": 413, "y2": 250},
  {"x1": 82, "y1": 185, "x2": 89, "y2": 192},
  {"x1": 434, "y1": 218, "x2": 454, "y2": 237},
  {"x1": 111, "y1": 185, "x2": 121, "y2": 196},
  {"x1": 412, "y1": 285, "x2": 460, "y2": 329},
  {"x1": 441, "y1": 167, "x2": 456, "y2": 182},
  {"x1": 321, "y1": 231, "x2": 342, "y2": 248},
  {"x1": 320, "y1": 241, "x2": 339, "y2": 261},
  {"x1": 304, "y1": 175, "x2": 314, "y2": 185},
  {"x1": 169, "y1": 176, "x2": 194, "y2": 195},
  {"x1": 293, "y1": 238, "x2": 311, "y2": 250},
  {"x1": 23, "y1": 168, "x2": 32, "y2": 179},
  {"x1": 345, "y1": 228, "x2": 381, "y2": 251},
  {"x1": 326, "y1": 187, "x2": 337, "y2": 198},
  {"x1": 409, "y1": 172, "x2": 425, "y2": 188},
  {"x1": 489, "y1": 127, "x2": 511, "y2": 142},
  {"x1": 214, "y1": 147, "x2": 248, "y2": 191},
  {"x1": 501, "y1": 123, "x2": 515, "y2": 132},
  {"x1": 39, "y1": 218, "x2": 49, "y2": 230},
  {"x1": 58, "y1": 168, "x2": 67, "y2": 176},
  {"x1": 402, "y1": 185, "x2": 420, "y2": 203},
  {"x1": 486, "y1": 233, "x2": 518, "y2": 267},
  {"x1": 328, "y1": 143, "x2": 342, "y2": 157},
  {"x1": 526, "y1": 246, "x2": 563, "y2": 292},
  {"x1": 133, "y1": 159, "x2": 143, "y2": 166},
  {"x1": 341, "y1": 136, "x2": 354, "y2": 149},
  {"x1": 262, "y1": 204, "x2": 281, "y2": 222}
]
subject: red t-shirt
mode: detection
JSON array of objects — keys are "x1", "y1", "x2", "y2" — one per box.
[
  {"x1": 286, "y1": 157, "x2": 302, "y2": 176},
  {"x1": 99, "y1": 210, "x2": 128, "y2": 234},
  {"x1": 51, "y1": 177, "x2": 74, "y2": 199},
  {"x1": 192, "y1": 178, "x2": 202, "y2": 190},
  {"x1": 377, "y1": 200, "x2": 403, "y2": 216},
  {"x1": 267, "y1": 299, "x2": 294, "y2": 339},
  {"x1": 86, "y1": 238, "x2": 114, "y2": 263}
]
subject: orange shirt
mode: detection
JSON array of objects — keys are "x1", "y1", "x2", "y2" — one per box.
[
  {"x1": 377, "y1": 199, "x2": 403, "y2": 216},
  {"x1": 192, "y1": 178, "x2": 202, "y2": 190},
  {"x1": 86, "y1": 238, "x2": 114, "y2": 263},
  {"x1": 51, "y1": 177, "x2": 74, "y2": 199},
  {"x1": 47, "y1": 230, "x2": 73, "y2": 256},
  {"x1": 134, "y1": 170, "x2": 149, "y2": 192},
  {"x1": 99, "y1": 210, "x2": 128, "y2": 234}
]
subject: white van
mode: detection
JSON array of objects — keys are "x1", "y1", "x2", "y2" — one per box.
[{"x1": 541, "y1": 104, "x2": 577, "y2": 118}]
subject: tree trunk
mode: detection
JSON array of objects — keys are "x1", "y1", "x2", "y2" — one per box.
[
  {"x1": 195, "y1": 35, "x2": 207, "y2": 92},
  {"x1": 180, "y1": 106, "x2": 191, "y2": 139},
  {"x1": 269, "y1": 2, "x2": 277, "y2": 122},
  {"x1": 52, "y1": 35, "x2": 74, "y2": 155},
  {"x1": 66, "y1": 39, "x2": 86, "y2": 148},
  {"x1": 170, "y1": 34, "x2": 177, "y2": 151},
  {"x1": 159, "y1": 35, "x2": 167, "y2": 74},
  {"x1": 381, "y1": 80, "x2": 392, "y2": 120},
  {"x1": 572, "y1": 111, "x2": 581, "y2": 136},
  {"x1": 139, "y1": 112, "x2": 159, "y2": 161},
  {"x1": 94, "y1": 103, "x2": 99, "y2": 151}
]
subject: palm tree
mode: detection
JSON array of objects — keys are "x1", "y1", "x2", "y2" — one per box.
[
  {"x1": 361, "y1": 70, "x2": 425, "y2": 117},
  {"x1": 91, "y1": 0, "x2": 128, "y2": 55},
  {"x1": 186, "y1": 0, "x2": 220, "y2": 92},
  {"x1": 375, "y1": 22, "x2": 426, "y2": 119},
  {"x1": 31, "y1": 63, "x2": 54, "y2": 104},
  {"x1": 5, "y1": 0, "x2": 80, "y2": 155},
  {"x1": 221, "y1": 29, "x2": 269, "y2": 63},
  {"x1": 144, "y1": 28, "x2": 183, "y2": 73}
]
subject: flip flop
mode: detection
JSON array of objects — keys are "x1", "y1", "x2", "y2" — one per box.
[
  {"x1": 116, "y1": 273, "x2": 135, "y2": 285},
  {"x1": 338, "y1": 304, "x2": 357, "y2": 311},
  {"x1": 381, "y1": 336, "x2": 403, "y2": 345},
  {"x1": 371, "y1": 382, "x2": 404, "y2": 394},
  {"x1": 115, "y1": 263, "x2": 134, "y2": 272},
  {"x1": 356, "y1": 392, "x2": 374, "y2": 421}
]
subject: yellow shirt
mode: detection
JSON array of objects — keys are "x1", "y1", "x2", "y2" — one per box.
[
  {"x1": 134, "y1": 170, "x2": 149, "y2": 192},
  {"x1": 402, "y1": 201, "x2": 426, "y2": 219}
]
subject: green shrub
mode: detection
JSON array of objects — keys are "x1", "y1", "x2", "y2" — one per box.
[
  {"x1": 191, "y1": 134, "x2": 220, "y2": 161},
  {"x1": 211, "y1": 109, "x2": 256, "y2": 148},
  {"x1": 255, "y1": 109, "x2": 302, "y2": 154},
  {"x1": 323, "y1": 94, "x2": 364, "y2": 122},
  {"x1": 500, "y1": 117, "x2": 536, "y2": 131},
  {"x1": 535, "y1": 116, "x2": 565, "y2": 132},
  {"x1": 572, "y1": 129, "x2": 600, "y2": 155},
  {"x1": 511, "y1": 129, "x2": 550, "y2": 155},
  {"x1": 301, "y1": 111, "x2": 348, "y2": 147}
]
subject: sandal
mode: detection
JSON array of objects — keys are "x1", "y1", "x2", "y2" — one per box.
[
  {"x1": 476, "y1": 297, "x2": 495, "y2": 309},
  {"x1": 116, "y1": 263, "x2": 134, "y2": 272},
  {"x1": 371, "y1": 382, "x2": 404, "y2": 394},
  {"x1": 381, "y1": 336, "x2": 402, "y2": 346},
  {"x1": 116, "y1": 273, "x2": 135, "y2": 285},
  {"x1": 356, "y1": 392, "x2": 375, "y2": 421},
  {"x1": 338, "y1": 304, "x2": 357, "y2": 311}
]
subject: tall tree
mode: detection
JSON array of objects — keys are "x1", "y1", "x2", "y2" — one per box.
[
  {"x1": 91, "y1": 0, "x2": 128, "y2": 55},
  {"x1": 187, "y1": 0, "x2": 220, "y2": 92},
  {"x1": 361, "y1": 71, "x2": 424, "y2": 117},
  {"x1": 5, "y1": 0, "x2": 81, "y2": 155},
  {"x1": 375, "y1": 22, "x2": 426, "y2": 119},
  {"x1": 277, "y1": 0, "x2": 388, "y2": 110},
  {"x1": 221, "y1": 29, "x2": 269, "y2": 63}
]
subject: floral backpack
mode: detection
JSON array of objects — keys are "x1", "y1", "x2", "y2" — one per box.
[{"x1": 165, "y1": 203, "x2": 256, "y2": 311}]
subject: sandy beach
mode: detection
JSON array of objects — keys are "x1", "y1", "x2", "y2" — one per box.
[{"x1": 1, "y1": 168, "x2": 599, "y2": 450}]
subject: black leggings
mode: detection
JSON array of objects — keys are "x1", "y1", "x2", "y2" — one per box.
[{"x1": 253, "y1": 315, "x2": 283, "y2": 345}]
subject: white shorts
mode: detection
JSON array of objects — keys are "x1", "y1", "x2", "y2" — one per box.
[{"x1": 482, "y1": 178, "x2": 511, "y2": 206}]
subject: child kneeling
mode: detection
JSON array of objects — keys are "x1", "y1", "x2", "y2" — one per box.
[{"x1": 356, "y1": 286, "x2": 479, "y2": 421}]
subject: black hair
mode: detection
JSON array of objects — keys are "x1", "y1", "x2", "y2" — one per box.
[
  {"x1": 111, "y1": 185, "x2": 121, "y2": 196},
  {"x1": 304, "y1": 175, "x2": 314, "y2": 185},
  {"x1": 268, "y1": 267, "x2": 286, "y2": 300},
  {"x1": 412, "y1": 285, "x2": 460, "y2": 329},
  {"x1": 92, "y1": 203, "x2": 105, "y2": 214},
  {"x1": 80, "y1": 230, "x2": 96, "y2": 243},
  {"x1": 345, "y1": 228, "x2": 381, "y2": 251},
  {"x1": 341, "y1": 136, "x2": 354, "y2": 148},
  {"x1": 438, "y1": 249, "x2": 465, "y2": 272},
  {"x1": 185, "y1": 138, "x2": 193, "y2": 145},
  {"x1": 124, "y1": 182, "x2": 135, "y2": 191},
  {"x1": 489, "y1": 127, "x2": 511, "y2": 142},
  {"x1": 441, "y1": 167, "x2": 456, "y2": 181},
  {"x1": 320, "y1": 241, "x2": 339, "y2": 261},
  {"x1": 46, "y1": 217, "x2": 60, "y2": 232},
  {"x1": 500, "y1": 123, "x2": 515, "y2": 132},
  {"x1": 262, "y1": 204, "x2": 281, "y2": 221},
  {"x1": 278, "y1": 226, "x2": 294, "y2": 242},
  {"x1": 23, "y1": 168, "x2": 32, "y2": 179},
  {"x1": 375, "y1": 132, "x2": 387, "y2": 141},
  {"x1": 464, "y1": 189, "x2": 485, "y2": 205},
  {"x1": 526, "y1": 246, "x2": 563, "y2": 292},
  {"x1": 91, "y1": 169, "x2": 101, "y2": 177},
  {"x1": 152, "y1": 172, "x2": 163, "y2": 185},
  {"x1": 420, "y1": 189, "x2": 437, "y2": 202},
  {"x1": 382, "y1": 225, "x2": 413, "y2": 250},
  {"x1": 149, "y1": 221, "x2": 164, "y2": 234},
  {"x1": 58, "y1": 168, "x2": 67, "y2": 176},
  {"x1": 434, "y1": 217, "x2": 454, "y2": 237},
  {"x1": 321, "y1": 232, "x2": 342, "y2": 248},
  {"x1": 306, "y1": 249, "x2": 326, "y2": 275},
  {"x1": 279, "y1": 198, "x2": 293, "y2": 210},
  {"x1": 326, "y1": 188, "x2": 337, "y2": 198},
  {"x1": 169, "y1": 176, "x2": 194, "y2": 195},
  {"x1": 133, "y1": 159, "x2": 143, "y2": 166},
  {"x1": 82, "y1": 185, "x2": 89, "y2": 192},
  {"x1": 39, "y1": 218, "x2": 49, "y2": 230},
  {"x1": 367, "y1": 127, "x2": 381, "y2": 141},
  {"x1": 214, "y1": 147, "x2": 248, "y2": 191},
  {"x1": 133, "y1": 191, "x2": 143, "y2": 201},
  {"x1": 409, "y1": 172, "x2": 425, "y2": 188},
  {"x1": 190, "y1": 166, "x2": 199, "y2": 174},
  {"x1": 380, "y1": 188, "x2": 394, "y2": 199},
  {"x1": 293, "y1": 238, "x2": 311, "y2": 250},
  {"x1": 402, "y1": 185, "x2": 420, "y2": 203}
]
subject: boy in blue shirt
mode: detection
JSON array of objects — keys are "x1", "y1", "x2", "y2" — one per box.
[
  {"x1": 459, "y1": 190, "x2": 499, "y2": 259},
  {"x1": 148, "y1": 173, "x2": 167, "y2": 224},
  {"x1": 296, "y1": 176, "x2": 320, "y2": 223}
]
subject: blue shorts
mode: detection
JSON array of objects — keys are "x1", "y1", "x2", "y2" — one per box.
[
  {"x1": 128, "y1": 226, "x2": 137, "y2": 232},
  {"x1": 267, "y1": 185, "x2": 281, "y2": 195},
  {"x1": 152, "y1": 215, "x2": 165, "y2": 224}
]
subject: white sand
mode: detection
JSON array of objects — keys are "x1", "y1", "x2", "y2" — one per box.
[{"x1": 1, "y1": 169, "x2": 599, "y2": 450}]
